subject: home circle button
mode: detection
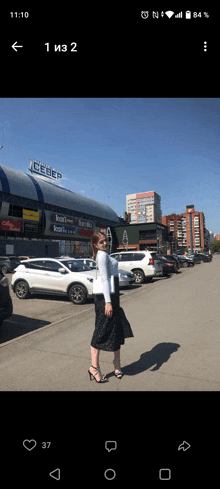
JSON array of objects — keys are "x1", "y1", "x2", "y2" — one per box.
[{"x1": 104, "y1": 469, "x2": 116, "y2": 480}]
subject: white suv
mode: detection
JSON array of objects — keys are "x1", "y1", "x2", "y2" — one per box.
[
  {"x1": 11, "y1": 258, "x2": 98, "y2": 305},
  {"x1": 110, "y1": 251, "x2": 162, "y2": 283}
]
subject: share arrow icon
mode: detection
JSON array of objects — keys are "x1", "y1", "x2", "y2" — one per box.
[{"x1": 178, "y1": 441, "x2": 191, "y2": 451}]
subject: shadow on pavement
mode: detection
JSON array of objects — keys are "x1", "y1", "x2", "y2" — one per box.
[
  {"x1": 0, "y1": 314, "x2": 51, "y2": 344},
  {"x1": 120, "y1": 342, "x2": 181, "y2": 376}
]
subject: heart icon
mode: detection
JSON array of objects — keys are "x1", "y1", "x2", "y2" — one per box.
[{"x1": 23, "y1": 439, "x2": 37, "y2": 451}]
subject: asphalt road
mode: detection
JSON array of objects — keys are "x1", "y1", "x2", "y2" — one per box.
[{"x1": 0, "y1": 257, "x2": 219, "y2": 391}]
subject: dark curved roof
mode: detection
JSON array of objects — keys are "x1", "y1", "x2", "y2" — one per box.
[{"x1": 0, "y1": 164, "x2": 119, "y2": 223}]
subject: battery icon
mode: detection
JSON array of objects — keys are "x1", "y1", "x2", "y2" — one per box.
[{"x1": 185, "y1": 11, "x2": 191, "y2": 19}]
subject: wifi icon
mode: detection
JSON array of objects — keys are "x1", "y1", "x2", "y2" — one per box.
[{"x1": 165, "y1": 10, "x2": 174, "y2": 18}]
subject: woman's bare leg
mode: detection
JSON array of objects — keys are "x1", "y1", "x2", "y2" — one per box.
[
  {"x1": 90, "y1": 346, "x2": 108, "y2": 382},
  {"x1": 113, "y1": 349, "x2": 123, "y2": 378}
]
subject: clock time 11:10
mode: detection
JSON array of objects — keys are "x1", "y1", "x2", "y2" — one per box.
[{"x1": 10, "y1": 12, "x2": 29, "y2": 18}]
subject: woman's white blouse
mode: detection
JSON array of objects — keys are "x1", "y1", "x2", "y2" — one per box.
[{"x1": 96, "y1": 250, "x2": 118, "y2": 303}]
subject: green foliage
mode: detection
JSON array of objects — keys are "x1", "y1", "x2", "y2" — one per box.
[{"x1": 210, "y1": 240, "x2": 220, "y2": 253}]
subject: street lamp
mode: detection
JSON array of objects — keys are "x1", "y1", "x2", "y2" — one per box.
[{"x1": 106, "y1": 227, "x2": 112, "y2": 254}]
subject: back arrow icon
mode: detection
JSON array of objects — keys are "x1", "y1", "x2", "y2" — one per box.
[
  {"x1": 49, "y1": 469, "x2": 60, "y2": 480},
  {"x1": 12, "y1": 42, "x2": 23, "y2": 52}
]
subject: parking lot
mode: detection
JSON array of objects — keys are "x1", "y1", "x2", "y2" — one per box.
[
  {"x1": 0, "y1": 256, "x2": 220, "y2": 391},
  {"x1": 1, "y1": 267, "x2": 189, "y2": 345}
]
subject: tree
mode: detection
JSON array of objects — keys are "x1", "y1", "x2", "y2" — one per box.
[{"x1": 210, "y1": 240, "x2": 220, "y2": 253}]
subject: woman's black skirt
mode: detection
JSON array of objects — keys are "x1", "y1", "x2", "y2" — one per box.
[{"x1": 91, "y1": 276, "x2": 134, "y2": 352}]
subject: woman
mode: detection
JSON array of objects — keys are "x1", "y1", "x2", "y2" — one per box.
[{"x1": 89, "y1": 231, "x2": 134, "y2": 383}]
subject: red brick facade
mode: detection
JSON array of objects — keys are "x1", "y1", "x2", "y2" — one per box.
[{"x1": 162, "y1": 205, "x2": 205, "y2": 250}]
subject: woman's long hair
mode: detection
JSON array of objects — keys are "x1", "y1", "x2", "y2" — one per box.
[{"x1": 91, "y1": 232, "x2": 107, "y2": 261}]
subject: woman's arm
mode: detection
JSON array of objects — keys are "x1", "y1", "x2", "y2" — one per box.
[{"x1": 97, "y1": 251, "x2": 112, "y2": 304}]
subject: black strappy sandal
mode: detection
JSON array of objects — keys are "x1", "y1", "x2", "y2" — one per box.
[
  {"x1": 113, "y1": 359, "x2": 124, "y2": 379},
  {"x1": 88, "y1": 365, "x2": 109, "y2": 383}
]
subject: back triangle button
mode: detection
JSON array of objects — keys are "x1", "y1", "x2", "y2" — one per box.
[{"x1": 49, "y1": 468, "x2": 60, "y2": 480}]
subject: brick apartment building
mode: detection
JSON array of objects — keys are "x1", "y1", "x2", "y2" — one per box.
[{"x1": 162, "y1": 205, "x2": 205, "y2": 252}]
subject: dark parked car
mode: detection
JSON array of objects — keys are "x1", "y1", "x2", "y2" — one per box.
[
  {"x1": 205, "y1": 253, "x2": 212, "y2": 260},
  {"x1": 198, "y1": 253, "x2": 212, "y2": 262},
  {"x1": 0, "y1": 270, "x2": 13, "y2": 326},
  {"x1": 171, "y1": 254, "x2": 182, "y2": 268},
  {"x1": 187, "y1": 253, "x2": 209, "y2": 263},
  {"x1": 175, "y1": 255, "x2": 194, "y2": 268},
  {"x1": 0, "y1": 256, "x2": 22, "y2": 273},
  {"x1": 7, "y1": 256, "x2": 23, "y2": 271},
  {"x1": 159, "y1": 255, "x2": 178, "y2": 272},
  {"x1": 158, "y1": 258, "x2": 175, "y2": 276},
  {"x1": 0, "y1": 257, "x2": 11, "y2": 274},
  {"x1": 162, "y1": 254, "x2": 180, "y2": 271},
  {"x1": 186, "y1": 254, "x2": 201, "y2": 264}
]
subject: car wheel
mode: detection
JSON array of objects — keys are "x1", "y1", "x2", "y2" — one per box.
[
  {"x1": 133, "y1": 270, "x2": 145, "y2": 284},
  {"x1": 1, "y1": 265, "x2": 8, "y2": 274},
  {"x1": 69, "y1": 284, "x2": 87, "y2": 304},
  {"x1": 182, "y1": 261, "x2": 188, "y2": 268},
  {"x1": 14, "y1": 280, "x2": 30, "y2": 299}
]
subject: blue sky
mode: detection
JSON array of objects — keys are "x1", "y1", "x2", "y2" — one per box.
[{"x1": 0, "y1": 98, "x2": 219, "y2": 234}]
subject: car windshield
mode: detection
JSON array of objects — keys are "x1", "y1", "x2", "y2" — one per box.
[{"x1": 59, "y1": 259, "x2": 91, "y2": 272}]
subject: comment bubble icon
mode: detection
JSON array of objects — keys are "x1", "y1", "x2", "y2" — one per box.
[{"x1": 105, "y1": 441, "x2": 117, "y2": 452}]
